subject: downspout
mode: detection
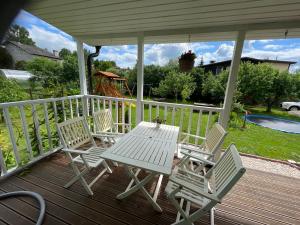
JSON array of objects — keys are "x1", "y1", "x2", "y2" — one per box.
[{"x1": 87, "y1": 46, "x2": 101, "y2": 94}]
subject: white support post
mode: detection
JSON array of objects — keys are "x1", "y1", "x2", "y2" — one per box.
[
  {"x1": 136, "y1": 34, "x2": 144, "y2": 124},
  {"x1": 220, "y1": 31, "x2": 245, "y2": 128},
  {"x1": 76, "y1": 39, "x2": 87, "y2": 95}
]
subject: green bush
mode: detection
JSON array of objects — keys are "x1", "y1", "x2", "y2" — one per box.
[{"x1": 0, "y1": 47, "x2": 13, "y2": 69}]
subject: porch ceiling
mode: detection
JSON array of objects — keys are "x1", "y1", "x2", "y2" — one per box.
[{"x1": 25, "y1": 0, "x2": 300, "y2": 45}]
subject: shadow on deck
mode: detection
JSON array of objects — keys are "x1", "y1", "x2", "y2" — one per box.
[{"x1": 0, "y1": 152, "x2": 299, "y2": 225}]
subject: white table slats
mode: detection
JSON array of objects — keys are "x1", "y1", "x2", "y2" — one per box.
[{"x1": 102, "y1": 122, "x2": 179, "y2": 175}]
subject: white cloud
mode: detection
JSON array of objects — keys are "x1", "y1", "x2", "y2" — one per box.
[
  {"x1": 28, "y1": 25, "x2": 76, "y2": 52},
  {"x1": 263, "y1": 44, "x2": 284, "y2": 50}
]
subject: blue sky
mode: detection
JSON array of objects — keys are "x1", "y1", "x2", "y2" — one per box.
[{"x1": 14, "y1": 10, "x2": 300, "y2": 71}]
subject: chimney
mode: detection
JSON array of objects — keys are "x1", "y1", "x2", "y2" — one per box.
[
  {"x1": 53, "y1": 50, "x2": 59, "y2": 57},
  {"x1": 210, "y1": 60, "x2": 216, "y2": 64}
]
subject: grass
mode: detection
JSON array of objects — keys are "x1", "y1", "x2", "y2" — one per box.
[{"x1": 224, "y1": 106, "x2": 300, "y2": 162}]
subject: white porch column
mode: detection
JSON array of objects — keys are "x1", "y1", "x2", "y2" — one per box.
[
  {"x1": 220, "y1": 31, "x2": 245, "y2": 128},
  {"x1": 76, "y1": 39, "x2": 87, "y2": 95},
  {"x1": 136, "y1": 34, "x2": 144, "y2": 124}
]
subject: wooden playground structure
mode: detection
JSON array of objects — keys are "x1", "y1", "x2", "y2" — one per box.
[{"x1": 94, "y1": 71, "x2": 132, "y2": 97}]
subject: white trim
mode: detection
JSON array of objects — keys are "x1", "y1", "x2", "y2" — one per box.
[
  {"x1": 76, "y1": 39, "x2": 87, "y2": 95},
  {"x1": 220, "y1": 31, "x2": 245, "y2": 128},
  {"x1": 136, "y1": 33, "x2": 144, "y2": 124}
]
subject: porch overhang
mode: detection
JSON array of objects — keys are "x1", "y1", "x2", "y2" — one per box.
[{"x1": 25, "y1": 0, "x2": 300, "y2": 46}]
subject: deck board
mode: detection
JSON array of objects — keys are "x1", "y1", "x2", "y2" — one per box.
[{"x1": 0, "y1": 152, "x2": 299, "y2": 225}]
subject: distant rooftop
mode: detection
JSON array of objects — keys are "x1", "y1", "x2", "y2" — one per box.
[
  {"x1": 0, "y1": 69, "x2": 34, "y2": 80},
  {"x1": 6, "y1": 41, "x2": 60, "y2": 60},
  {"x1": 202, "y1": 57, "x2": 297, "y2": 67}
]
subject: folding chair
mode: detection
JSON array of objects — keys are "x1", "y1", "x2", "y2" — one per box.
[
  {"x1": 93, "y1": 109, "x2": 130, "y2": 145},
  {"x1": 165, "y1": 144, "x2": 246, "y2": 225},
  {"x1": 57, "y1": 117, "x2": 112, "y2": 195},
  {"x1": 178, "y1": 123, "x2": 227, "y2": 173}
]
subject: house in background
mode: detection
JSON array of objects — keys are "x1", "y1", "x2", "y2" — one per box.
[
  {"x1": 4, "y1": 41, "x2": 61, "y2": 67},
  {"x1": 201, "y1": 57, "x2": 296, "y2": 75}
]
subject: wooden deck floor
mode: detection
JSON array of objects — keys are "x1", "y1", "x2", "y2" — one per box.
[{"x1": 0, "y1": 152, "x2": 299, "y2": 225}]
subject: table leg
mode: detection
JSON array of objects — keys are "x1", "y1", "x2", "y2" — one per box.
[{"x1": 117, "y1": 166, "x2": 163, "y2": 212}]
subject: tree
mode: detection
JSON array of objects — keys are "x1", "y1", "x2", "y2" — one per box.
[
  {"x1": 59, "y1": 48, "x2": 72, "y2": 59},
  {"x1": 153, "y1": 70, "x2": 196, "y2": 102},
  {"x1": 237, "y1": 62, "x2": 291, "y2": 112},
  {"x1": 62, "y1": 55, "x2": 79, "y2": 82},
  {"x1": 202, "y1": 71, "x2": 226, "y2": 103},
  {"x1": 6, "y1": 24, "x2": 35, "y2": 46},
  {"x1": 0, "y1": 47, "x2": 13, "y2": 69},
  {"x1": 94, "y1": 60, "x2": 117, "y2": 71},
  {"x1": 26, "y1": 57, "x2": 63, "y2": 92}
]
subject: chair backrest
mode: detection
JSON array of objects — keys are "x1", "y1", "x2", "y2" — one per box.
[
  {"x1": 203, "y1": 123, "x2": 227, "y2": 160},
  {"x1": 207, "y1": 144, "x2": 246, "y2": 199},
  {"x1": 57, "y1": 117, "x2": 95, "y2": 149},
  {"x1": 93, "y1": 109, "x2": 114, "y2": 133}
]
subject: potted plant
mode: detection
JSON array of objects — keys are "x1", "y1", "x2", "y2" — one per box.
[
  {"x1": 179, "y1": 50, "x2": 197, "y2": 72},
  {"x1": 153, "y1": 117, "x2": 166, "y2": 129}
]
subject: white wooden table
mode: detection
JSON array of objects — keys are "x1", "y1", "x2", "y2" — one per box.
[{"x1": 101, "y1": 121, "x2": 179, "y2": 212}]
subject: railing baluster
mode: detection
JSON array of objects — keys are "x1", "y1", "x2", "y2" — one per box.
[
  {"x1": 149, "y1": 104, "x2": 152, "y2": 122},
  {"x1": 122, "y1": 100, "x2": 125, "y2": 133},
  {"x1": 179, "y1": 107, "x2": 184, "y2": 133},
  {"x1": 3, "y1": 108, "x2": 21, "y2": 165},
  {"x1": 109, "y1": 100, "x2": 112, "y2": 114},
  {"x1": 69, "y1": 99, "x2": 73, "y2": 119},
  {"x1": 103, "y1": 99, "x2": 106, "y2": 110},
  {"x1": 97, "y1": 99, "x2": 100, "y2": 111},
  {"x1": 75, "y1": 98, "x2": 79, "y2": 117},
  {"x1": 91, "y1": 98, "x2": 95, "y2": 114},
  {"x1": 53, "y1": 101, "x2": 58, "y2": 123},
  {"x1": 171, "y1": 107, "x2": 175, "y2": 125},
  {"x1": 62, "y1": 100, "x2": 66, "y2": 121},
  {"x1": 43, "y1": 103, "x2": 53, "y2": 150},
  {"x1": 31, "y1": 104, "x2": 43, "y2": 154},
  {"x1": 164, "y1": 106, "x2": 167, "y2": 121},
  {"x1": 115, "y1": 100, "x2": 119, "y2": 132},
  {"x1": 156, "y1": 105, "x2": 159, "y2": 118},
  {"x1": 195, "y1": 110, "x2": 203, "y2": 145},
  {"x1": 19, "y1": 105, "x2": 33, "y2": 160},
  {"x1": 0, "y1": 147, "x2": 7, "y2": 175},
  {"x1": 187, "y1": 108, "x2": 193, "y2": 143},
  {"x1": 205, "y1": 111, "x2": 212, "y2": 136},
  {"x1": 128, "y1": 102, "x2": 132, "y2": 131}
]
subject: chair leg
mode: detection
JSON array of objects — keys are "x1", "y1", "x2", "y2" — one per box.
[
  {"x1": 210, "y1": 207, "x2": 215, "y2": 225},
  {"x1": 67, "y1": 161, "x2": 93, "y2": 195},
  {"x1": 103, "y1": 160, "x2": 112, "y2": 173}
]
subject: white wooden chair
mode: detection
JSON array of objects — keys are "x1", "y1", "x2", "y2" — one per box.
[
  {"x1": 178, "y1": 123, "x2": 227, "y2": 172},
  {"x1": 56, "y1": 117, "x2": 112, "y2": 195},
  {"x1": 165, "y1": 144, "x2": 246, "y2": 225},
  {"x1": 92, "y1": 109, "x2": 130, "y2": 145}
]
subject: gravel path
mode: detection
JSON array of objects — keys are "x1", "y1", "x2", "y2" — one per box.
[{"x1": 241, "y1": 155, "x2": 300, "y2": 179}]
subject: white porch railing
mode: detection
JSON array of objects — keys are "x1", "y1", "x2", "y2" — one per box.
[{"x1": 0, "y1": 95, "x2": 223, "y2": 179}]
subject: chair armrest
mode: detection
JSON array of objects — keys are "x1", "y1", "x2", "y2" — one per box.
[
  {"x1": 181, "y1": 133, "x2": 206, "y2": 140},
  {"x1": 114, "y1": 123, "x2": 130, "y2": 127},
  {"x1": 92, "y1": 133, "x2": 119, "y2": 138},
  {"x1": 181, "y1": 146, "x2": 213, "y2": 156},
  {"x1": 169, "y1": 175, "x2": 221, "y2": 203},
  {"x1": 177, "y1": 167, "x2": 205, "y2": 180},
  {"x1": 62, "y1": 149, "x2": 89, "y2": 155},
  {"x1": 181, "y1": 152, "x2": 215, "y2": 166}
]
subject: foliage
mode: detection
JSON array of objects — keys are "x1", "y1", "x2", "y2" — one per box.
[
  {"x1": 26, "y1": 57, "x2": 63, "y2": 89},
  {"x1": 6, "y1": 24, "x2": 35, "y2": 46},
  {"x1": 237, "y1": 62, "x2": 291, "y2": 112},
  {"x1": 15, "y1": 60, "x2": 27, "y2": 70},
  {"x1": 189, "y1": 67, "x2": 205, "y2": 101},
  {"x1": 0, "y1": 47, "x2": 13, "y2": 69},
  {"x1": 201, "y1": 71, "x2": 227, "y2": 103},
  {"x1": 94, "y1": 60, "x2": 117, "y2": 71},
  {"x1": 179, "y1": 50, "x2": 196, "y2": 61},
  {"x1": 0, "y1": 76, "x2": 27, "y2": 103},
  {"x1": 153, "y1": 70, "x2": 196, "y2": 102},
  {"x1": 59, "y1": 48, "x2": 72, "y2": 59},
  {"x1": 62, "y1": 55, "x2": 79, "y2": 82}
]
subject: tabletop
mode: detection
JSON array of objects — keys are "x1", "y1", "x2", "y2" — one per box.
[{"x1": 101, "y1": 121, "x2": 179, "y2": 175}]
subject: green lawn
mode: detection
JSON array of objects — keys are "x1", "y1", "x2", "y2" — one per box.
[{"x1": 224, "y1": 106, "x2": 300, "y2": 161}]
